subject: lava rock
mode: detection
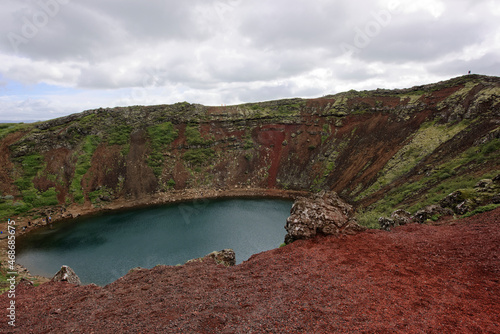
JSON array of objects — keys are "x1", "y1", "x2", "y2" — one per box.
[
  {"x1": 207, "y1": 249, "x2": 236, "y2": 267},
  {"x1": 492, "y1": 193, "x2": 500, "y2": 204},
  {"x1": 284, "y1": 191, "x2": 365, "y2": 243},
  {"x1": 456, "y1": 200, "x2": 476, "y2": 215},
  {"x1": 378, "y1": 217, "x2": 396, "y2": 231},
  {"x1": 412, "y1": 205, "x2": 454, "y2": 224},
  {"x1": 440, "y1": 190, "x2": 466, "y2": 211},
  {"x1": 391, "y1": 209, "x2": 412, "y2": 226},
  {"x1": 51, "y1": 265, "x2": 81, "y2": 285}
]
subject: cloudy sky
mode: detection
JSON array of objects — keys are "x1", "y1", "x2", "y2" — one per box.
[{"x1": 0, "y1": 0, "x2": 499, "y2": 122}]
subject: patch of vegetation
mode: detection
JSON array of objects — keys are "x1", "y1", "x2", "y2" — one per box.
[
  {"x1": 185, "y1": 124, "x2": 213, "y2": 146},
  {"x1": 0, "y1": 123, "x2": 31, "y2": 140},
  {"x1": 108, "y1": 125, "x2": 132, "y2": 145},
  {"x1": 462, "y1": 204, "x2": 500, "y2": 218},
  {"x1": 13, "y1": 153, "x2": 44, "y2": 190},
  {"x1": 277, "y1": 103, "x2": 302, "y2": 116},
  {"x1": 355, "y1": 209, "x2": 385, "y2": 229},
  {"x1": 183, "y1": 148, "x2": 215, "y2": 166},
  {"x1": 166, "y1": 178, "x2": 176, "y2": 189},
  {"x1": 357, "y1": 120, "x2": 469, "y2": 200},
  {"x1": 70, "y1": 135, "x2": 101, "y2": 204},
  {"x1": 321, "y1": 124, "x2": 331, "y2": 144},
  {"x1": 88, "y1": 186, "x2": 113, "y2": 204},
  {"x1": 22, "y1": 187, "x2": 59, "y2": 207},
  {"x1": 147, "y1": 122, "x2": 178, "y2": 177},
  {"x1": 7, "y1": 152, "x2": 60, "y2": 215}
]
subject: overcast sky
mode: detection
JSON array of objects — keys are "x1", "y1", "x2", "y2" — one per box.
[{"x1": 0, "y1": 0, "x2": 499, "y2": 122}]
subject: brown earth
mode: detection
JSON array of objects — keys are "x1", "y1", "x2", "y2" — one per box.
[{"x1": 1, "y1": 208, "x2": 498, "y2": 333}]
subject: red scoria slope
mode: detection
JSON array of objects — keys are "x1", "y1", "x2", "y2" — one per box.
[{"x1": 2, "y1": 209, "x2": 499, "y2": 333}]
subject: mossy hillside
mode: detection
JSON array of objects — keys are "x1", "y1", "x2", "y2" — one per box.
[
  {"x1": 147, "y1": 122, "x2": 178, "y2": 177},
  {"x1": 1, "y1": 153, "x2": 60, "y2": 219},
  {"x1": 0, "y1": 123, "x2": 33, "y2": 140},
  {"x1": 70, "y1": 135, "x2": 101, "y2": 204},
  {"x1": 356, "y1": 120, "x2": 470, "y2": 200},
  {"x1": 355, "y1": 135, "x2": 500, "y2": 227}
]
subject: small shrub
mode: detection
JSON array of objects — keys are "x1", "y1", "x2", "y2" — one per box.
[{"x1": 166, "y1": 179, "x2": 176, "y2": 189}]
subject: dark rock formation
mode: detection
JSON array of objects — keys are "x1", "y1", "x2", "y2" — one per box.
[
  {"x1": 439, "y1": 176, "x2": 500, "y2": 215},
  {"x1": 379, "y1": 209, "x2": 412, "y2": 231},
  {"x1": 440, "y1": 190, "x2": 468, "y2": 212},
  {"x1": 186, "y1": 249, "x2": 236, "y2": 267},
  {"x1": 206, "y1": 249, "x2": 236, "y2": 267},
  {"x1": 284, "y1": 191, "x2": 364, "y2": 243},
  {"x1": 51, "y1": 265, "x2": 81, "y2": 285},
  {"x1": 412, "y1": 205, "x2": 454, "y2": 224},
  {"x1": 378, "y1": 217, "x2": 396, "y2": 231},
  {"x1": 391, "y1": 209, "x2": 412, "y2": 226}
]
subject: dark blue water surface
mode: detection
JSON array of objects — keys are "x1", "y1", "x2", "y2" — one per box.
[{"x1": 16, "y1": 199, "x2": 292, "y2": 286}]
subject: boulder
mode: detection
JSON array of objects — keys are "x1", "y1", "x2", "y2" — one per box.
[
  {"x1": 391, "y1": 209, "x2": 412, "y2": 226},
  {"x1": 492, "y1": 194, "x2": 500, "y2": 204},
  {"x1": 186, "y1": 249, "x2": 236, "y2": 267},
  {"x1": 455, "y1": 199, "x2": 476, "y2": 215},
  {"x1": 206, "y1": 249, "x2": 236, "y2": 267},
  {"x1": 440, "y1": 190, "x2": 466, "y2": 211},
  {"x1": 378, "y1": 217, "x2": 395, "y2": 231},
  {"x1": 284, "y1": 191, "x2": 365, "y2": 244},
  {"x1": 51, "y1": 265, "x2": 81, "y2": 285},
  {"x1": 412, "y1": 205, "x2": 454, "y2": 224}
]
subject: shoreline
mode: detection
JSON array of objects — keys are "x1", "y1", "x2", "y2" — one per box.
[{"x1": 0, "y1": 187, "x2": 309, "y2": 285}]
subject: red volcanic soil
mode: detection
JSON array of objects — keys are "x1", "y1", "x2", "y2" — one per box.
[{"x1": 2, "y1": 209, "x2": 499, "y2": 333}]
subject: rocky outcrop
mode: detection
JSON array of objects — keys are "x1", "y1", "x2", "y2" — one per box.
[
  {"x1": 186, "y1": 249, "x2": 236, "y2": 267},
  {"x1": 378, "y1": 217, "x2": 396, "y2": 231},
  {"x1": 284, "y1": 191, "x2": 365, "y2": 243},
  {"x1": 378, "y1": 209, "x2": 412, "y2": 231},
  {"x1": 391, "y1": 209, "x2": 412, "y2": 226},
  {"x1": 412, "y1": 205, "x2": 454, "y2": 224},
  {"x1": 206, "y1": 249, "x2": 236, "y2": 267},
  {"x1": 51, "y1": 265, "x2": 81, "y2": 285},
  {"x1": 439, "y1": 175, "x2": 500, "y2": 215}
]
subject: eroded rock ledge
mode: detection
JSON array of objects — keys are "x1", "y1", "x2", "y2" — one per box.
[{"x1": 284, "y1": 191, "x2": 365, "y2": 244}]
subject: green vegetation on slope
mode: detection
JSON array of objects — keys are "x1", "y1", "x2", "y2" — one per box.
[
  {"x1": 147, "y1": 122, "x2": 178, "y2": 177},
  {"x1": 356, "y1": 120, "x2": 470, "y2": 200},
  {"x1": 70, "y1": 135, "x2": 101, "y2": 204}
]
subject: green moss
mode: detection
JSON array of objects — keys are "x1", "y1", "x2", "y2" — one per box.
[
  {"x1": 321, "y1": 124, "x2": 331, "y2": 144},
  {"x1": 70, "y1": 135, "x2": 101, "y2": 203},
  {"x1": 166, "y1": 178, "x2": 176, "y2": 189},
  {"x1": 147, "y1": 122, "x2": 178, "y2": 177},
  {"x1": 357, "y1": 120, "x2": 469, "y2": 200},
  {"x1": 355, "y1": 209, "x2": 385, "y2": 229},
  {"x1": 183, "y1": 148, "x2": 215, "y2": 166},
  {"x1": 13, "y1": 153, "x2": 44, "y2": 190},
  {"x1": 108, "y1": 125, "x2": 132, "y2": 145},
  {"x1": 462, "y1": 204, "x2": 500, "y2": 218},
  {"x1": 0, "y1": 123, "x2": 31, "y2": 140},
  {"x1": 88, "y1": 186, "x2": 113, "y2": 204},
  {"x1": 185, "y1": 124, "x2": 212, "y2": 146}
]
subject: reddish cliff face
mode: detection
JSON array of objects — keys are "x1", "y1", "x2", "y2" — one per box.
[
  {"x1": 1, "y1": 208, "x2": 498, "y2": 333},
  {"x1": 0, "y1": 75, "x2": 499, "y2": 223}
]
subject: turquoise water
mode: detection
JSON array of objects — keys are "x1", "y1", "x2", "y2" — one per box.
[{"x1": 16, "y1": 198, "x2": 292, "y2": 286}]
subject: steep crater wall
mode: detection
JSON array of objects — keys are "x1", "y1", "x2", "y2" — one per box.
[{"x1": 0, "y1": 75, "x2": 499, "y2": 225}]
